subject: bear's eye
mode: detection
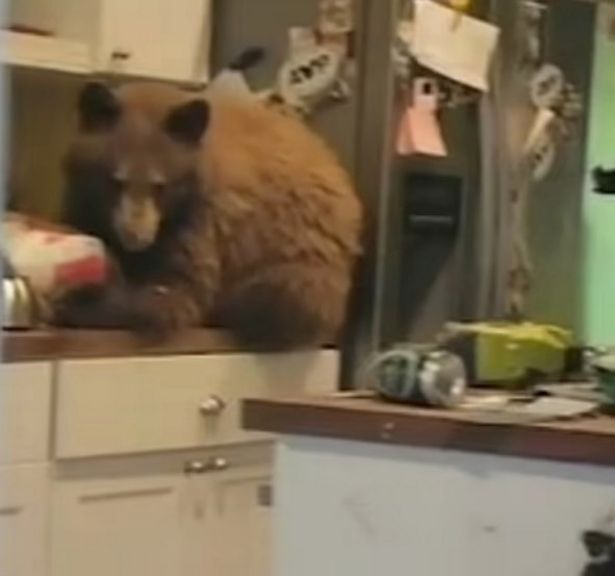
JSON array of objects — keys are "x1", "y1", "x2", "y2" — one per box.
[
  {"x1": 107, "y1": 172, "x2": 125, "y2": 201},
  {"x1": 152, "y1": 181, "x2": 166, "y2": 199},
  {"x1": 149, "y1": 172, "x2": 167, "y2": 197},
  {"x1": 110, "y1": 174, "x2": 126, "y2": 194},
  {"x1": 112, "y1": 163, "x2": 130, "y2": 183}
]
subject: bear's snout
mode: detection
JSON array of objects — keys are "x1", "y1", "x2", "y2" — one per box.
[{"x1": 112, "y1": 193, "x2": 161, "y2": 252}]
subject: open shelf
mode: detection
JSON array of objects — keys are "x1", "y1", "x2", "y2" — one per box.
[{"x1": 1, "y1": 30, "x2": 91, "y2": 75}]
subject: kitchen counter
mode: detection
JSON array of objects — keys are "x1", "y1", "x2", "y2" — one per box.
[
  {"x1": 243, "y1": 394, "x2": 615, "y2": 575},
  {"x1": 243, "y1": 393, "x2": 615, "y2": 467},
  {"x1": 2, "y1": 328, "x2": 239, "y2": 362}
]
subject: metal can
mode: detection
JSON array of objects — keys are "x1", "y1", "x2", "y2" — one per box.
[{"x1": 366, "y1": 347, "x2": 467, "y2": 409}]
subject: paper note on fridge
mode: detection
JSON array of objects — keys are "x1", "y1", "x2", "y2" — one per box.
[
  {"x1": 413, "y1": 0, "x2": 500, "y2": 92},
  {"x1": 396, "y1": 105, "x2": 447, "y2": 157},
  {"x1": 396, "y1": 77, "x2": 447, "y2": 157}
]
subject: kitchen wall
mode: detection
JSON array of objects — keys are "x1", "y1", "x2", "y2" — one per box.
[
  {"x1": 583, "y1": 5, "x2": 615, "y2": 346},
  {"x1": 8, "y1": 71, "x2": 80, "y2": 219}
]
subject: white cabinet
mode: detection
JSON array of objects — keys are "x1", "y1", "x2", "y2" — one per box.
[
  {"x1": 0, "y1": 465, "x2": 50, "y2": 576},
  {"x1": 52, "y1": 455, "x2": 194, "y2": 576},
  {"x1": 51, "y1": 350, "x2": 337, "y2": 576},
  {"x1": 0, "y1": 350, "x2": 338, "y2": 576},
  {"x1": 95, "y1": 0, "x2": 211, "y2": 82},
  {"x1": 7, "y1": 0, "x2": 212, "y2": 82},
  {"x1": 0, "y1": 362, "x2": 52, "y2": 576},
  {"x1": 207, "y1": 460, "x2": 273, "y2": 576},
  {"x1": 0, "y1": 362, "x2": 52, "y2": 465},
  {"x1": 52, "y1": 444, "x2": 272, "y2": 576},
  {"x1": 273, "y1": 437, "x2": 615, "y2": 576}
]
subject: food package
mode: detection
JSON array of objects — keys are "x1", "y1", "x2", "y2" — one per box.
[
  {"x1": 439, "y1": 321, "x2": 573, "y2": 386},
  {"x1": 2, "y1": 212, "x2": 108, "y2": 306}
]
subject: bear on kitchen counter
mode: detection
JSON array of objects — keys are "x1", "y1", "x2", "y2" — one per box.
[{"x1": 55, "y1": 81, "x2": 363, "y2": 349}]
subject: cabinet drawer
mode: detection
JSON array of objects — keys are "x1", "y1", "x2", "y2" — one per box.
[
  {"x1": 0, "y1": 464, "x2": 50, "y2": 576},
  {"x1": 55, "y1": 351, "x2": 338, "y2": 459},
  {"x1": 0, "y1": 363, "x2": 52, "y2": 465}
]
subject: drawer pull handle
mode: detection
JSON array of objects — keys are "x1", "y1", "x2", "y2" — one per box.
[
  {"x1": 184, "y1": 457, "x2": 229, "y2": 475},
  {"x1": 111, "y1": 49, "x2": 132, "y2": 60},
  {"x1": 199, "y1": 395, "x2": 226, "y2": 416}
]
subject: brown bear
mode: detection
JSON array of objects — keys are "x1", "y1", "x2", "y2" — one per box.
[{"x1": 55, "y1": 81, "x2": 363, "y2": 348}]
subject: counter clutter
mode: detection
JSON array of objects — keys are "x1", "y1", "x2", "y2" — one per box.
[{"x1": 356, "y1": 322, "x2": 615, "y2": 429}]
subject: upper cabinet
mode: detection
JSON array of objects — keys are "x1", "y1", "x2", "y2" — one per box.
[
  {"x1": 5, "y1": 0, "x2": 212, "y2": 83},
  {"x1": 95, "y1": 0, "x2": 211, "y2": 82}
]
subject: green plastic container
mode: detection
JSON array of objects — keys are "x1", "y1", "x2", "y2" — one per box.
[{"x1": 592, "y1": 355, "x2": 615, "y2": 405}]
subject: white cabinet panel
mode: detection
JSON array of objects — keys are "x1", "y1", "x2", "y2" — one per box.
[
  {"x1": 7, "y1": 0, "x2": 210, "y2": 81},
  {"x1": 208, "y1": 462, "x2": 273, "y2": 576},
  {"x1": 52, "y1": 454, "x2": 203, "y2": 576},
  {"x1": 96, "y1": 0, "x2": 211, "y2": 81},
  {"x1": 0, "y1": 464, "x2": 50, "y2": 576},
  {"x1": 56, "y1": 351, "x2": 338, "y2": 458},
  {"x1": 52, "y1": 444, "x2": 272, "y2": 576},
  {"x1": 274, "y1": 437, "x2": 615, "y2": 576},
  {"x1": 0, "y1": 363, "x2": 52, "y2": 465}
]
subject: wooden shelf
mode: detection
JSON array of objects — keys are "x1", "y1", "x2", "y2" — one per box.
[{"x1": 1, "y1": 31, "x2": 91, "y2": 75}]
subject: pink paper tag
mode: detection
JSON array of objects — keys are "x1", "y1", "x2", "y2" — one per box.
[{"x1": 396, "y1": 78, "x2": 447, "y2": 157}]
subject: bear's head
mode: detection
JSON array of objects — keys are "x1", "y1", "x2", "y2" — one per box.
[{"x1": 67, "y1": 82, "x2": 210, "y2": 253}]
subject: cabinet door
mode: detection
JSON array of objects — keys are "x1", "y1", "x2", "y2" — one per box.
[
  {"x1": 51, "y1": 454, "x2": 209, "y2": 576},
  {"x1": 0, "y1": 362, "x2": 52, "y2": 466},
  {"x1": 96, "y1": 0, "x2": 211, "y2": 82},
  {"x1": 0, "y1": 464, "x2": 50, "y2": 576},
  {"x1": 207, "y1": 461, "x2": 273, "y2": 576},
  {"x1": 52, "y1": 445, "x2": 272, "y2": 576}
]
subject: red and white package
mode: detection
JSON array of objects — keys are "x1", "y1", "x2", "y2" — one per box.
[{"x1": 3, "y1": 212, "x2": 109, "y2": 302}]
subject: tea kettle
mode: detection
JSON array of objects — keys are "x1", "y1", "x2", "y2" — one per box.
[{"x1": 2, "y1": 254, "x2": 38, "y2": 329}]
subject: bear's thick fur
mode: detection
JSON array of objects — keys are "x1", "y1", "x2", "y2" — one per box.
[{"x1": 56, "y1": 82, "x2": 363, "y2": 348}]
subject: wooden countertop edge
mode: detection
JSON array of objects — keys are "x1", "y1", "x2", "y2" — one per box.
[
  {"x1": 2, "y1": 329, "x2": 338, "y2": 362},
  {"x1": 242, "y1": 398, "x2": 615, "y2": 468},
  {"x1": 2, "y1": 328, "x2": 242, "y2": 362}
]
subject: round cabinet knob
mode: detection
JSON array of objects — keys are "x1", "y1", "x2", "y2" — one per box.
[
  {"x1": 199, "y1": 395, "x2": 226, "y2": 416},
  {"x1": 207, "y1": 457, "x2": 229, "y2": 472},
  {"x1": 184, "y1": 460, "x2": 207, "y2": 475}
]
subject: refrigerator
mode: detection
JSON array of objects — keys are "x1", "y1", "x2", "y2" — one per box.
[{"x1": 211, "y1": 0, "x2": 597, "y2": 386}]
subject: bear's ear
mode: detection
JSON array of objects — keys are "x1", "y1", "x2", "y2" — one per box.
[
  {"x1": 164, "y1": 99, "x2": 210, "y2": 147},
  {"x1": 78, "y1": 82, "x2": 121, "y2": 132}
]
